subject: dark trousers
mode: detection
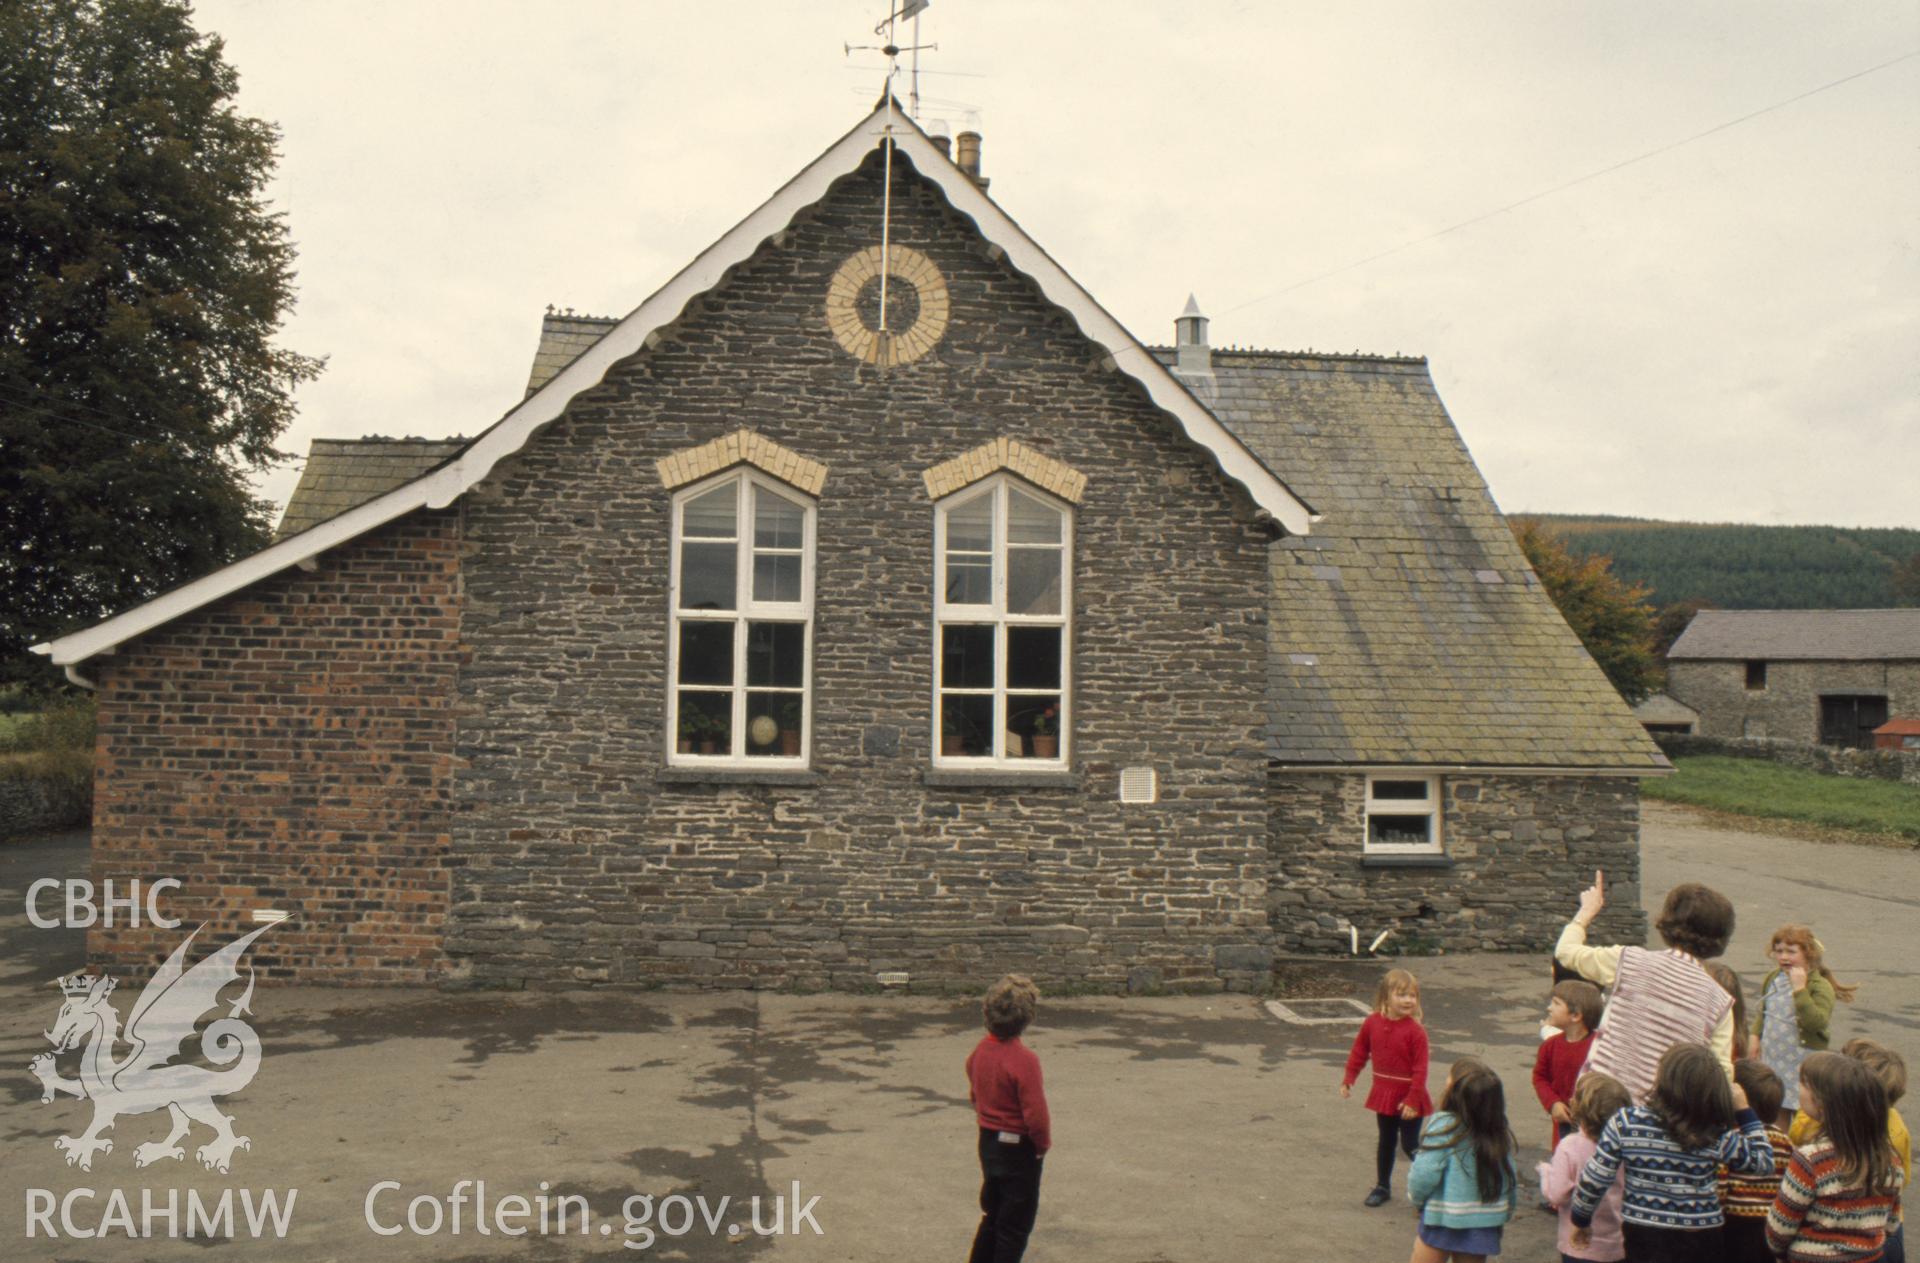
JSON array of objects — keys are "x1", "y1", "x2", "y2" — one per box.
[
  {"x1": 1722, "y1": 1215, "x2": 1770, "y2": 1263},
  {"x1": 1885, "y1": 1221, "x2": 1907, "y2": 1263},
  {"x1": 1375, "y1": 1111, "x2": 1420, "y2": 1188},
  {"x1": 1622, "y1": 1221, "x2": 1724, "y2": 1263},
  {"x1": 969, "y1": 1128, "x2": 1043, "y2": 1263}
]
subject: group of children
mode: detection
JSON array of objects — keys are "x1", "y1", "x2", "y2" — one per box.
[
  {"x1": 1340, "y1": 910, "x2": 1909, "y2": 1263},
  {"x1": 957, "y1": 884, "x2": 1908, "y2": 1263}
]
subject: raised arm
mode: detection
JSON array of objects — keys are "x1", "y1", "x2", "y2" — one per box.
[{"x1": 1555, "y1": 870, "x2": 1625, "y2": 985}]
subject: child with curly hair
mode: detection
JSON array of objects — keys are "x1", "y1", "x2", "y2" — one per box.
[
  {"x1": 1751, "y1": 925, "x2": 1857, "y2": 1127},
  {"x1": 965, "y1": 974, "x2": 1051, "y2": 1263}
]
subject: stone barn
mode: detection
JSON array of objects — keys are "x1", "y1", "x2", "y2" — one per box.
[
  {"x1": 37, "y1": 102, "x2": 1661, "y2": 990},
  {"x1": 1667, "y1": 608, "x2": 1920, "y2": 747}
]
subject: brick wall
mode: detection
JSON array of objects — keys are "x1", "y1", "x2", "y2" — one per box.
[
  {"x1": 446, "y1": 147, "x2": 1276, "y2": 993},
  {"x1": 1267, "y1": 771, "x2": 1647, "y2": 954},
  {"x1": 87, "y1": 512, "x2": 462, "y2": 984},
  {"x1": 1667, "y1": 660, "x2": 1920, "y2": 744}
]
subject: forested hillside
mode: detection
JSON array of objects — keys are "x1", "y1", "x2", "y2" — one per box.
[{"x1": 1532, "y1": 516, "x2": 1920, "y2": 609}]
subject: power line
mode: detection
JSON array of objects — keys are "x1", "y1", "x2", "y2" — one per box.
[{"x1": 1223, "y1": 49, "x2": 1920, "y2": 315}]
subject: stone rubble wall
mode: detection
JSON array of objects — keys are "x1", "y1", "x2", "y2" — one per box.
[
  {"x1": 1652, "y1": 732, "x2": 1920, "y2": 785},
  {"x1": 1267, "y1": 770, "x2": 1648, "y2": 954}
]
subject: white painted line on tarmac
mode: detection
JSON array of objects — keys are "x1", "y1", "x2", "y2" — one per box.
[{"x1": 1264, "y1": 997, "x2": 1372, "y2": 1025}]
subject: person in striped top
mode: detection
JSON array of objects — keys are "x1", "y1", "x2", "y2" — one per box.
[
  {"x1": 1720, "y1": 1060, "x2": 1796, "y2": 1262},
  {"x1": 1571, "y1": 1044, "x2": 1774, "y2": 1263},
  {"x1": 1769, "y1": 1052, "x2": 1905, "y2": 1263},
  {"x1": 1555, "y1": 871, "x2": 1738, "y2": 1105}
]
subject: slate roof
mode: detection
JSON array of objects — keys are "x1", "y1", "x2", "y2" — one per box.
[
  {"x1": 525, "y1": 312, "x2": 616, "y2": 397},
  {"x1": 1157, "y1": 348, "x2": 1666, "y2": 771},
  {"x1": 1667, "y1": 609, "x2": 1920, "y2": 661},
  {"x1": 274, "y1": 437, "x2": 468, "y2": 540}
]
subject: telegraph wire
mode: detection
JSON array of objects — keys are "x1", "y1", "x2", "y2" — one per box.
[{"x1": 1223, "y1": 48, "x2": 1920, "y2": 314}]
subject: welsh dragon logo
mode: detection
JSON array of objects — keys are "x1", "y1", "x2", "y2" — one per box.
[{"x1": 30, "y1": 922, "x2": 275, "y2": 1173}]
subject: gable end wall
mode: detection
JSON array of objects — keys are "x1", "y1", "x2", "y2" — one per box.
[
  {"x1": 86, "y1": 511, "x2": 461, "y2": 983},
  {"x1": 446, "y1": 147, "x2": 1276, "y2": 993}
]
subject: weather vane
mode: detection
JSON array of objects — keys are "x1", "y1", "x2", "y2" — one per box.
[{"x1": 844, "y1": 2, "x2": 937, "y2": 336}]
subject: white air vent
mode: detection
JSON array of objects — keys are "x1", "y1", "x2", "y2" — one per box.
[
  {"x1": 1118, "y1": 766, "x2": 1157, "y2": 804},
  {"x1": 251, "y1": 909, "x2": 289, "y2": 924},
  {"x1": 876, "y1": 971, "x2": 910, "y2": 988}
]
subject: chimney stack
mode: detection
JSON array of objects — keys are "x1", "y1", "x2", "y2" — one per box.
[
  {"x1": 1175, "y1": 294, "x2": 1211, "y2": 375},
  {"x1": 928, "y1": 120, "x2": 952, "y2": 159},
  {"x1": 955, "y1": 130, "x2": 989, "y2": 190}
]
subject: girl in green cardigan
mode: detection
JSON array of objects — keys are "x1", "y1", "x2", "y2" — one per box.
[{"x1": 1751, "y1": 923, "x2": 1858, "y2": 1127}]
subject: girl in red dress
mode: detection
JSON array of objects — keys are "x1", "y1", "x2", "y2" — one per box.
[{"x1": 1342, "y1": 968, "x2": 1434, "y2": 1206}]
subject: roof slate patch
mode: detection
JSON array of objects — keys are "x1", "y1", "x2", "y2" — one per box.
[{"x1": 274, "y1": 437, "x2": 468, "y2": 540}]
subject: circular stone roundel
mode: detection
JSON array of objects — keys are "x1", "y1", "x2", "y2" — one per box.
[{"x1": 824, "y1": 244, "x2": 950, "y2": 367}]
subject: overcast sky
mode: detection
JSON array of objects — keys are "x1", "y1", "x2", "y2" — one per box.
[{"x1": 194, "y1": 1, "x2": 1919, "y2": 529}]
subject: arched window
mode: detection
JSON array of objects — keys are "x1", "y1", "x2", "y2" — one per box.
[
  {"x1": 668, "y1": 470, "x2": 814, "y2": 764},
  {"x1": 934, "y1": 476, "x2": 1071, "y2": 765}
]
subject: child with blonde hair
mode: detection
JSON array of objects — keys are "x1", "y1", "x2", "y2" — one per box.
[
  {"x1": 1768, "y1": 1051, "x2": 1904, "y2": 1263},
  {"x1": 1342, "y1": 968, "x2": 1431, "y2": 1207},
  {"x1": 1540, "y1": 1071, "x2": 1633, "y2": 1263},
  {"x1": 1752, "y1": 924, "x2": 1857, "y2": 1126}
]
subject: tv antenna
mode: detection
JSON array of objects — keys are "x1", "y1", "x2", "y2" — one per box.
[{"x1": 843, "y1": 1, "x2": 936, "y2": 334}]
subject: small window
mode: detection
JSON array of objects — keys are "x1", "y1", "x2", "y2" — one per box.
[
  {"x1": 1365, "y1": 777, "x2": 1441, "y2": 853},
  {"x1": 1745, "y1": 660, "x2": 1767, "y2": 690}
]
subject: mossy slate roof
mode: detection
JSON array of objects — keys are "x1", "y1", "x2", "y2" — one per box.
[
  {"x1": 274, "y1": 437, "x2": 468, "y2": 540},
  {"x1": 1156, "y1": 348, "x2": 1664, "y2": 771},
  {"x1": 1667, "y1": 609, "x2": 1920, "y2": 661},
  {"x1": 271, "y1": 317, "x2": 1663, "y2": 772}
]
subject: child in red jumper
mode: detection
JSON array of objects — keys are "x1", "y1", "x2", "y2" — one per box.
[
  {"x1": 966, "y1": 974, "x2": 1051, "y2": 1263},
  {"x1": 1342, "y1": 968, "x2": 1432, "y2": 1206},
  {"x1": 1535, "y1": 978, "x2": 1603, "y2": 1147}
]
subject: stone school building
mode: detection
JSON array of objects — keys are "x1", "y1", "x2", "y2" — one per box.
[{"x1": 39, "y1": 104, "x2": 1661, "y2": 990}]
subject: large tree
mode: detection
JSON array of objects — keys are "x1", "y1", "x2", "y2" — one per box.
[
  {"x1": 0, "y1": 0, "x2": 320, "y2": 688},
  {"x1": 1510, "y1": 517, "x2": 1661, "y2": 704}
]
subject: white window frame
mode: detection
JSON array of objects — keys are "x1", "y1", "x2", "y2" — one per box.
[
  {"x1": 932, "y1": 474, "x2": 1073, "y2": 768},
  {"x1": 666, "y1": 468, "x2": 815, "y2": 768},
  {"x1": 1363, "y1": 776, "x2": 1443, "y2": 854}
]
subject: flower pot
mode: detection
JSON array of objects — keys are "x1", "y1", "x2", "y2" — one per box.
[
  {"x1": 779, "y1": 730, "x2": 801, "y2": 756},
  {"x1": 1031, "y1": 734, "x2": 1058, "y2": 759},
  {"x1": 697, "y1": 739, "x2": 718, "y2": 755},
  {"x1": 941, "y1": 734, "x2": 966, "y2": 757},
  {"x1": 677, "y1": 738, "x2": 693, "y2": 754}
]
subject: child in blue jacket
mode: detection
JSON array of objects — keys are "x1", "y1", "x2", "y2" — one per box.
[{"x1": 1408, "y1": 1059, "x2": 1519, "y2": 1262}]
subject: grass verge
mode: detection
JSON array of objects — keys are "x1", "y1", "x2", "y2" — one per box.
[{"x1": 1642, "y1": 755, "x2": 1920, "y2": 842}]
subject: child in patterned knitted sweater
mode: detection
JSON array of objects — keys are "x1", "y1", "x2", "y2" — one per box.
[
  {"x1": 1789, "y1": 1041, "x2": 1910, "y2": 1263},
  {"x1": 1341, "y1": 968, "x2": 1432, "y2": 1207},
  {"x1": 1571, "y1": 1044, "x2": 1774, "y2": 1263},
  {"x1": 1768, "y1": 1052, "x2": 1905, "y2": 1263},
  {"x1": 1719, "y1": 1060, "x2": 1796, "y2": 1263}
]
